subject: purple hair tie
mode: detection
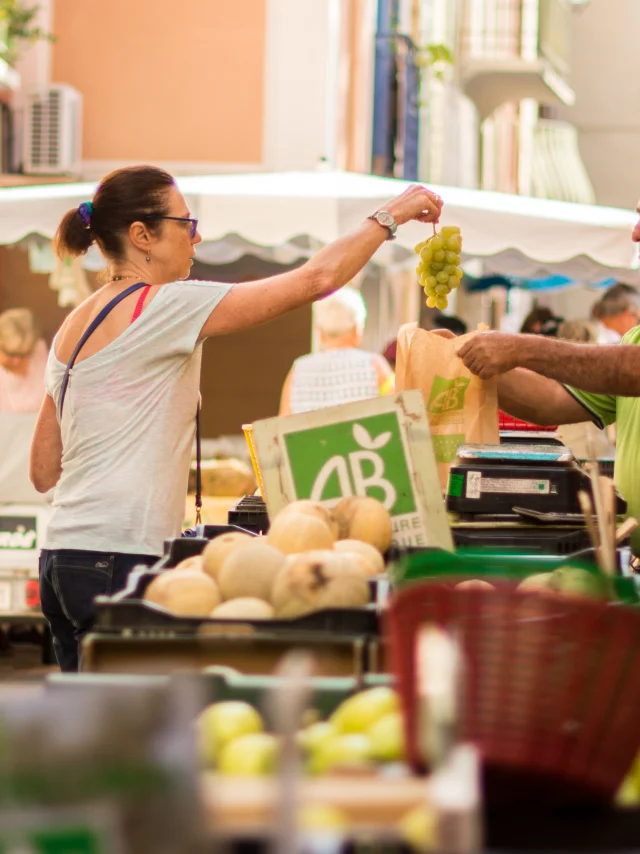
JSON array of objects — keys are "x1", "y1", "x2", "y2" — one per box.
[{"x1": 78, "y1": 201, "x2": 93, "y2": 228}]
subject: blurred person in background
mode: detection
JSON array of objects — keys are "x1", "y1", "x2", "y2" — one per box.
[
  {"x1": 591, "y1": 282, "x2": 640, "y2": 344},
  {"x1": 0, "y1": 308, "x2": 47, "y2": 413},
  {"x1": 519, "y1": 306, "x2": 563, "y2": 337},
  {"x1": 555, "y1": 320, "x2": 615, "y2": 459},
  {"x1": 382, "y1": 339, "x2": 397, "y2": 371},
  {"x1": 432, "y1": 313, "x2": 468, "y2": 336},
  {"x1": 279, "y1": 287, "x2": 394, "y2": 414}
]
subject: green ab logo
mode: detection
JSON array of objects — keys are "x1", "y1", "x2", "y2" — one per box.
[
  {"x1": 284, "y1": 412, "x2": 415, "y2": 516},
  {"x1": 427, "y1": 376, "x2": 469, "y2": 414},
  {"x1": 310, "y1": 423, "x2": 397, "y2": 510}
]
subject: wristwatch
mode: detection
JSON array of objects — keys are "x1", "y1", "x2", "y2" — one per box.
[{"x1": 368, "y1": 209, "x2": 397, "y2": 240}]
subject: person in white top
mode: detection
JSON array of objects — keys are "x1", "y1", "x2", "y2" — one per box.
[
  {"x1": 279, "y1": 286, "x2": 393, "y2": 415},
  {"x1": 591, "y1": 282, "x2": 640, "y2": 344},
  {"x1": 29, "y1": 164, "x2": 443, "y2": 671},
  {"x1": 0, "y1": 308, "x2": 47, "y2": 413}
]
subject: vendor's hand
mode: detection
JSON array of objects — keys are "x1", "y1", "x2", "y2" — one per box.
[
  {"x1": 457, "y1": 332, "x2": 520, "y2": 379},
  {"x1": 386, "y1": 185, "x2": 443, "y2": 226}
]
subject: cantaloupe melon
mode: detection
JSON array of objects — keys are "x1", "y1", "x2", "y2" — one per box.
[
  {"x1": 271, "y1": 551, "x2": 370, "y2": 618},
  {"x1": 202, "y1": 532, "x2": 253, "y2": 582},
  {"x1": 333, "y1": 540, "x2": 385, "y2": 577},
  {"x1": 516, "y1": 572, "x2": 556, "y2": 594},
  {"x1": 175, "y1": 555, "x2": 204, "y2": 572},
  {"x1": 333, "y1": 497, "x2": 392, "y2": 553},
  {"x1": 267, "y1": 513, "x2": 336, "y2": 555},
  {"x1": 217, "y1": 541, "x2": 286, "y2": 602},
  {"x1": 455, "y1": 579, "x2": 495, "y2": 591},
  {"x1": 277, "y1": 500, "x2": 340, "y2": 539},
  {"x1": 211, "y1": 598, "x2": 275, "y2": 620},
  {"x1": 144, "y1": 569, "x2": 221, "y2": 616}
]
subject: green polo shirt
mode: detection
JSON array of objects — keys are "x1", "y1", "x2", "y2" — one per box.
[{"x1": 565, "y1": 326, "x2": 640, "y2": 551}]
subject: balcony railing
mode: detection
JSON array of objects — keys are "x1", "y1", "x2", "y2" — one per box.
[
  {"x1": 531, "y1": 119, "x2": 596, "y2": 204},
  {"x1": 481, "y1": 108, "x2": 595, "y2": 203},
  {"x1": 459, "y1": 0, "x2": 570, "y2": 69},
  {"x1": 458, "y1": 0, "x2": 574, "y2": 119}
]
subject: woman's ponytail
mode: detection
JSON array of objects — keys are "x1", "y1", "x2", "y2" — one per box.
[{"x1": 53, "y1": 206, "x2": 95, "y2": 258}]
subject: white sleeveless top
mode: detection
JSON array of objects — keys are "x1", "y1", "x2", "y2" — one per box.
[
  {"x1": 289, "y1": 348, "x2": 379, "y2": 414},
  {"x1": 44, "y1": 279, "x2": 231, "y2": 556}
]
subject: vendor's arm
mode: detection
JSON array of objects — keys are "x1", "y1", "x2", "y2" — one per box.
[
  {"x1": 496, "y1": 369, "x2": 599, "y2": 426},
  {"x1": 201, "y1": 185, "x2": 442, "y2": 337},
  {"x1": 458, "y1": 332, "x2": 640, "y2": 395},
  {"x1": 30, "y1": 395, "x2": 62, "y2": 493}
]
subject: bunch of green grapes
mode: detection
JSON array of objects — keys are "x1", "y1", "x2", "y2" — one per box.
[{"x1": 414, "y1": 226, "x2": 463, "y2": 310}]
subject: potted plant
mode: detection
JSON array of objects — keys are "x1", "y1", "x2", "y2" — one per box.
[{"x1": 0, "y1": 0, "x2": 53, "y2": 67}]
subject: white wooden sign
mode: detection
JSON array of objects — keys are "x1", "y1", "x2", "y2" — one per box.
[{"x1": 252, "y1": 391, "x2": 453, "y2": 550}]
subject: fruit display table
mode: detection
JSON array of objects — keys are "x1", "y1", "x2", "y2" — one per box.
[{"x1": 200, "y1": 773, "x2": 432, "y2": 835}]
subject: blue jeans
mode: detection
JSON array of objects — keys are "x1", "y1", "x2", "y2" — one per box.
[{"x1": 39, "y1": 549, "x2": 158, "y2": 672}]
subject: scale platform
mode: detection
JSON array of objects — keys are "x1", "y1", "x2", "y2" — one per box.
[{"x1": 446, "y1": 443, "x2": 626, "y2": 520}]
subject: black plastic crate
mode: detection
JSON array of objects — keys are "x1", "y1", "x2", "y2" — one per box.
[
  {"x1": 163, "y1": 527, "x2": 257, "y2": 563},
  {"x1": 228, "y1": 495, "x2": 270, "y2": 534},
  {"x1": 93, "y1": 566, "x2": 380, "y2": 637}
]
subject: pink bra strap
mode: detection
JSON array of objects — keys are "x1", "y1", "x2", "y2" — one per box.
[{"x1": 130, "y1": 285, "x2": 152, "y2": 324}]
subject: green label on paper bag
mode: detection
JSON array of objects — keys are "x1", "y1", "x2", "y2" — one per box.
[
  {"x1": 448, "y1": 472, "x2": 464, "y2": 497},
  {"x1": 0, "y1": 824, "x2": 108, "y2": 854},
  {"x1": 427, "y1": 376, "x2": 469, "y2": 415},
  {"x1": 432, "y1": 434, "x2": 465, "y2": 464},
  {"x1": 284, "y1": 411, "x2": 416, "y2": 516}
]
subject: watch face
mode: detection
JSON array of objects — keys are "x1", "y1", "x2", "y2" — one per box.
[{"x1": 377, "y1": 211, "x2": 394, "y2": 227}]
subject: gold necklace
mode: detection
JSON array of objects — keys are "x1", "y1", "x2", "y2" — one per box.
[{"x1": 111, "y1": 275, "x2": 138, "y2": 282}]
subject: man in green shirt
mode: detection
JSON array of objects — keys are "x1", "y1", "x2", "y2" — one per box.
[{"x1": 450, "y1": 204, "x2": 640, "y2": 550}]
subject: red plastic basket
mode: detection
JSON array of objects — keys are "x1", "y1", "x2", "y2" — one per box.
[
  {"x1": 386, "y1": 580, "x2": 640, "y2": 803},
  {"x1": 499, "y1": 411, "x2": 557, "y2": 432}
]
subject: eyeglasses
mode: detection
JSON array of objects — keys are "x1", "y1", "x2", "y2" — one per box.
[{"x1": 143, "y1": 215, "x2": 199, "y2": 239}]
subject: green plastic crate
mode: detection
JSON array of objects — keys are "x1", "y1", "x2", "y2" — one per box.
[{"x1": 388, "y1": 547, "x2": 640, "y2": 605}]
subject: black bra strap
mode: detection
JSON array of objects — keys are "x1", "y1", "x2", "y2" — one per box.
[{"x1": 58, "y1": 282, "x2": 148, "y2": 419}]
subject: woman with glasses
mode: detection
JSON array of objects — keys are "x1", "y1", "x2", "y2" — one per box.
[{"x1": 28, "y1": 164, "x2": 443, "y2": 671}]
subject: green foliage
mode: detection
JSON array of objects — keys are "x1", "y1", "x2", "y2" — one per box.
[
  {"x1": 415, "y1": 42, "x2": 454, "y2": 82},
  {"x1": 0, "y1": 0, "x2": 54, "y2": 67}
]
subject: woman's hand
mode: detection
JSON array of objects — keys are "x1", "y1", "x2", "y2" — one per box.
[{"x1": 385, "y1": 185, "x2": 443, "y2": 226}]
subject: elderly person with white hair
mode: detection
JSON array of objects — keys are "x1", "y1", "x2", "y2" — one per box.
[
  {"x1": 279, "y1": 287, "x2": 393, "y2": 415},
  {"x1": 0, "y1": 308, "x2": 47, "y2": 413}
]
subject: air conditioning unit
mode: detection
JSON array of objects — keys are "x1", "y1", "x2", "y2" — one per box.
[{"x1": 23, "y1": 85, "x2": 82, "y2": 175}]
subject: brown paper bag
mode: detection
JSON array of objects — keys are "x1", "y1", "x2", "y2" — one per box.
[{"x1": 396, "y1": 323, "x2": 499, "y2": 489}]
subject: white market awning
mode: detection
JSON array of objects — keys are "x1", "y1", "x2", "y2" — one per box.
[{"x1": 0, "y1": 170, "x2": 637, "y2": 285}]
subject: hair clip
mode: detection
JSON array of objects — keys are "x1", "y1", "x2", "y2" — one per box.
[{"x1": 78, "y1": 201, "x2": 93, "y2": 228}]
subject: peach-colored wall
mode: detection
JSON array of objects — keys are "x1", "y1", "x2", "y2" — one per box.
[{"x1": 51, "y1": 0, "x2": 266, "y2": 164}]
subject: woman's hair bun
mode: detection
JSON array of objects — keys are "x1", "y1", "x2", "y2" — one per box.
[{"x1": 53, "y1": 206, "x2": 95, "y2": 258}]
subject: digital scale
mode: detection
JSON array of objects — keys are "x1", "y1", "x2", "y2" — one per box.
[{"x1": 446, "y1": 443, "x2": 626, "y2": 521}]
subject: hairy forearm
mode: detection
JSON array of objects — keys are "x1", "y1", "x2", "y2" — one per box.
[
  {"x1": 496, "y1": 370, "x2": 567, "y2": 425},
  {"x1": 497, "y1": 368, "x2": 593, "y2": 425},
  {"x1": 515, "y1": 336, "x2": 640, "y2": 395}
]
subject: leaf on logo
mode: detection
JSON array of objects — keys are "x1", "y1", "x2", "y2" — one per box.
[
  {"x1": 353, "y1": 423, "x2": 375, "y2": 449},
  {"x1": 371, "y1": 431, "x2": 392, "y2": 449}
]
